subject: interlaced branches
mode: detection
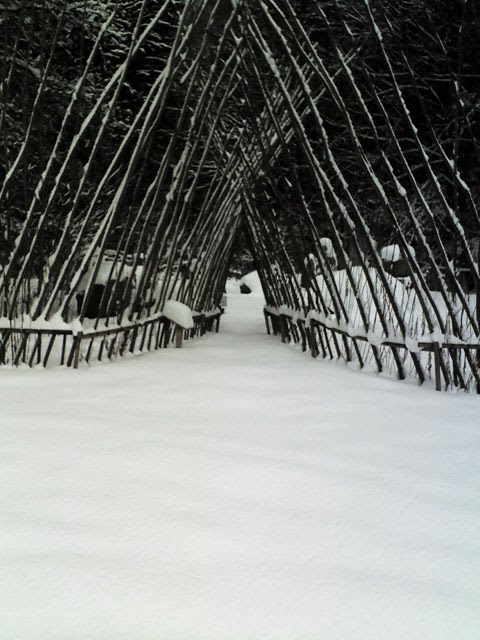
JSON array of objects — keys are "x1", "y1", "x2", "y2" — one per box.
[{"x1": 0, "y1": 0, "x2": 479, "y2": 389}]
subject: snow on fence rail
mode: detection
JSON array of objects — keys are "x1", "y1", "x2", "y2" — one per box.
[
  {"x1": 0, "y1": 309, "x2": 222, "y2": 369},
  {"x1": 259, "y1": 260, "x2": 479, "y2": 393},
  {"x1": 264, "y1": 306, "x2": 480, "y2": 393}
]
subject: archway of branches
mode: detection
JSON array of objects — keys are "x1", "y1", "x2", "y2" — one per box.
[{"x1": 0, "y1": 0, "x2": 479, "y2": 390}]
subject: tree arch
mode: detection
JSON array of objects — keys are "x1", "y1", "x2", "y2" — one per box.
[{"x1": 1, "y1": 0, "x2": 479, "y2": 390}]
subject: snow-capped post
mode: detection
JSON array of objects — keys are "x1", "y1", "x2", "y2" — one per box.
[
  {"x1": 72, "y1": 332, "x2": 83, "y2": 369},
  {"x1": 162, "y1": 300, "x2": 194, "y2": 349}
]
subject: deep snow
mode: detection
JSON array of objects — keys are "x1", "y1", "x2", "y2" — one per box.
[{"x1": 1, "y1": 293, "x2": 479, "y2": 639}]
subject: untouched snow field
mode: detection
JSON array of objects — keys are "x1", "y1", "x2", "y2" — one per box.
[{"x1": 1, "y1": 292, "x2": 480, "y2": 639}]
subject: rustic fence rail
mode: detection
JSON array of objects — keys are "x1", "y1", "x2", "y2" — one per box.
[
  {"x1": 264, "y1": 308, "x2": 480, "y2": 393},
  {"x1": 0, "y1": 310, "x2": 222, "y2": 369}
]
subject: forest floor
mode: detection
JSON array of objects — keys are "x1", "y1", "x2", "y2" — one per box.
[{"x1": 1, "y1": 293, "x2": 480, "y2": 639}]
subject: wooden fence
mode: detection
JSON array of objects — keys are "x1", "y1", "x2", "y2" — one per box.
[
  {"x1": 264, "y1": 308, "x2": 480, "y2": 393},
  {"x1": 0, "y1": 311, "x2": 222, "y2": 369}
]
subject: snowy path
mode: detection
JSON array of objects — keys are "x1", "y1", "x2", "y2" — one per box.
[{"x1": 1, "y1": 294, "x2": 480, "y2": 640}]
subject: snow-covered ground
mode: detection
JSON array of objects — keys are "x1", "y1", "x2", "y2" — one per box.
[{"x1": 1, "y1": 292, "x2": 479, "y2": 639}]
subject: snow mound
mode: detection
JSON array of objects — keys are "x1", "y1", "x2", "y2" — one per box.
[
  {"x1": 162, "y1": 300, "x2": 194, "y2": 329},
  {"x1": 319, "y1": 237, "x2": 335, "y2": 258},
  {"x1": 77, "y1": 256, "x2": 142, "y2": 292},
  {"x1": 380, "y1": 243, "x2": 415, "y2": 262},
  {"x1": 239, "y1": 271, "x2": 263, "y2": 296}
]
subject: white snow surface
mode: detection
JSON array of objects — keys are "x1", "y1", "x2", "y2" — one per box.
[
  {"x1": 1, "y1": 294, "x2": 480, "y2": 639},
  {"x1": 162, "y1": 299, "x2": 194, "y2": 329}
]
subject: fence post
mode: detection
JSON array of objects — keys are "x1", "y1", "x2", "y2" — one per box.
[
  {"x1": 73, "y1": 332, "x2": 83, "y2": 369},
  {"x1": 280, "y1": 314, "x2": 288, "y2": 343},
  {"x1": 433, "y1": 342, "x2": 442, "y2": 391},
  {"x1": 175, "y1": 325, "x2": 183, "y2": 348},
  {"x1": 264, "y1": 310, "x2": 270, "y2": 335}
]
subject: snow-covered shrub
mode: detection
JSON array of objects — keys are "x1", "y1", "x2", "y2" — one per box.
[
  {"x1": 239, "y1": 271, "x2": 263, "y2": 295},
  {"x1": 380, "y1": 244, "x2": 415, "y2": 278}
]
